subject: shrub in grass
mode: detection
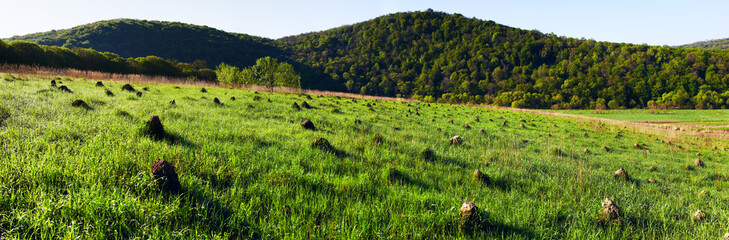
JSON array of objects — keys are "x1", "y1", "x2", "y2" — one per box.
[
  {"x1": 122, "y1": 84, "x2": 135, "y2": 92},
  {"x1": 373, "y1": 133, "x2": 383, "y2": 144},
  {"x1": 140, "y1": 116, "x2": 166, "y2": 140},
  {"x1": 419, "y1": 147, "x2": 435, "y2": 162},
  {"x1": 95, "y1": 81, "x2": 104, "y2": 87},
  {"x1": 311, "y1": 137, "x2": 332, "y2": 152},
  {"x1": 58, "y1": 85, "x2": 73, "y2": 93},
  {"x1": 449, "y1": 136, "x2": 463, "y2": 145},
  {"x1": 301, "y1": 120, "x2": 315, "y2": 130},
  {"x1": 151, "y1": 159, "x2": 181, "y2": 193},
  {"x1": 613, "y1": 168, "x2": 629, "y2": 180}
]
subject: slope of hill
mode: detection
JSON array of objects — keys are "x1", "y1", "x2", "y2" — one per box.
[
  {"x1": 2, "y1": 73, "x2": 728, "y2": 239},
  {"x1": 7, "y1": 19, "x2": 279, "y2": 68},
  {"x1": 679, "y1": 38, "x2": 729, "y2": 49}
]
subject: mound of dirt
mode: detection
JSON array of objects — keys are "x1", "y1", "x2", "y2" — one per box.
[
  {"x1": 473, "y1": 169, "x2": 489, "y2": 184},
  {"x1": 95, "y1": 81, "x2": 104, "y2": 87},
  {"x1": 121, "y1": 84, "x2": 135, "y2": 92},
  {"x1": 613, "y1": 168, "x2": 628, "y2": 180},
  {"x1": 169, "y1": 100, "x2": 176, "y2": 105},
  {"x1": 213, "y1": 98, "x2": 222, "y2": 105},
  {"x1": 695, "y1": 158, "x2": 705, "y2": 168},
  {"x1": 230, "y1": 97, "x2": 236, "y2": 101},
  {"x1": 105, "y1": 90, "x2": 114, "y2": 96},
  {"x1": 140, "y1": 116, "x2": 166, "y2": 140},
  {"x1": 458, "y1": 202, "x2": 481, "y2": 232},
  {"x1": 692, "y1": 210, "x2": 706, "y2": 222},
  {"x1": 292, "y1": 102, "x2": 301, "y2": 110},
  {"x1": 51, "y1": 80, "x2": 57, "y2": 87},
  {"x1": 301, "y1": 101, "x2": 312, "y2": 109},
  {"x1": 301, "y1": 120, "x2": 315, "y2": 130},
  {"x1": 71, "y1": 100, "x2": 89, "y2": 108},
  {"x1": 601, "y1": 198, "x2": 621, "y2": 220},
  {"x1": 151, "y1": 159, "x2": 181, "y2": 193},
  {"x1": 136, "y1": 91, "x2": 143, "y2": 97},
  {"x1": 450, "y1": 136, "x2": 463, "y2": 145},
  {"x1": 58, "y1": 85, "x2": 73, "y2": 93},
  {"x1": 200, "y1": 88, "x2": 207, "y2": 93},
  {"x1": 311, "y1": 137, "x2": 332, "y2": 151}
]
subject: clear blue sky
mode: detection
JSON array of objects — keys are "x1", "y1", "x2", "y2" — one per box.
[{"x1": 2, "y1": 0, "x2": 728, "y2": 46}]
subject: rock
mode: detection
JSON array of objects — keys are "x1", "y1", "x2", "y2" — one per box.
[
  {"x1": 58, "y1": 85, "x2": 73, "y2": 93},
  {"x1": 695, "y1": 158, "x2": 705, "y2": 168},
  {"x1": 311, "y1": 137, "x2": 332, "y2": 151},
  {"x1": 105, "y1": 89, "x2": 114, "y2": 96},
  {"x1": 613, "y1": 168, "x2": 628, "y2": 180},
  {"x1": 95, "y1": 81, "x2": 104, "y2": 87},
  {"x1": 449, "y1": 136, "x2": 463, "y2": 145},
  {"x1": 121, "y1": 84, "x2": 135, "y2": 92},
  {"x1": 151, "y1": 159, "x2": 181, "y2": 193},
  {"x1": 601, "y1": 198, "x2": 621, "y2": 220},
  {"x1": 140, "y1": 116, "x2": 166, "y2": 140},
  {"x1": 301, "y1": 120, "x2": 315, "y2": 130},
  {"x1": 692, "y1": 210, "x2": 706, "y2": 222}
]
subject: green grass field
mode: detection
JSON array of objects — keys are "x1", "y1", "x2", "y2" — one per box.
[
  {"x1": 555, "y1": 109, "x2": 729, "y2": 122},
  {"x1": 2, "y1": 74, "x2": 729, "y2": 239}
]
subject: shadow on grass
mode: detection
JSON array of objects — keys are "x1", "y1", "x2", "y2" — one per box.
[{"x1": 163, "y1": 132, "x2": 199, "y2": 149}]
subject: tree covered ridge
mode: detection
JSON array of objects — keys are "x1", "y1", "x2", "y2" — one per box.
[
  {"x1": 278, "y1": 10, "x2": 729, "y2": 109},
  {"x1": 7, "y1": 18, "x2": 279, "y2": 68},
  {"x1": 680, "y1": 38, "x2": 729, "y2": 50}
]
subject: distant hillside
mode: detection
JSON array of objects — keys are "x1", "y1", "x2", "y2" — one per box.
[
  {"x1": 7, "y1": 11, "x2": 729, "y2": 109},
  {"x1": 7, "y1": 19, "x2": 279, "y2": 68},
  {"x1": 679, "y1": 38, "x2": 729, "y2": 49},
  {"x1": 279, "y1": 10, "x2": 729, "y2": 109}
]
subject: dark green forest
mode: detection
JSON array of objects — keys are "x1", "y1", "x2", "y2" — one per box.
[{"x1": 7, "y1": 10, "x2": 729, "y2": 109}]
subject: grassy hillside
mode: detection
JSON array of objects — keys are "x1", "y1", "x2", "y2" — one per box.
[
  {"x1": 680, "y1": 38, "x2": 729, "y2": 50},
  {"x1": 1, "y1": 73, "x2": 728, "y2": 239}
]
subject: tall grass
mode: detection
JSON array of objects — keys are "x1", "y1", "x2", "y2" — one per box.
[{"x1": 0, "y1": 73, "x2": 728, "y2": 239}]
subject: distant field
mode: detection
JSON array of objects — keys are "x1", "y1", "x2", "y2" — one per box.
[
  {"x1": 2, "y1": 73, "x2": 729, "y2": 239},
  {"x1": 554, "y1": 109, "x2": 729, "y2": 122}
]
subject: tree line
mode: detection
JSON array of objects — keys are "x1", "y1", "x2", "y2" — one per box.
[{"x1": 0, "y1": 39, "x2": 216, "y2": 81}]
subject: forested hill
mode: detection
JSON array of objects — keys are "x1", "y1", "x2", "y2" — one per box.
[
  {"x1": 7, "y1": 19, "x2": 279, "y2": 68},
  {"x1": 679, "y1": 38, "x2": 729, "y2": 50},
  {"x1": 7, "y1": 11, "x2": 729, "y2": 109},
  {"x1": 278, "y1": 10, "x2": 729, "y2": 109}
]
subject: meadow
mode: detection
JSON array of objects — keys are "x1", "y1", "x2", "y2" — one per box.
[{"x1": 1, "y1": 73, "x2": 729, "y2": 239}]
